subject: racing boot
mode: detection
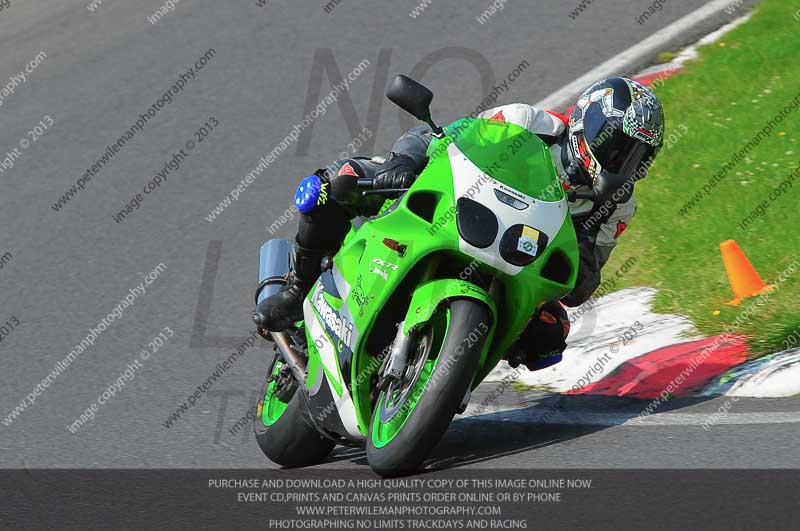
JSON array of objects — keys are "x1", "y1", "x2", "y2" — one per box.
[
  {"x1": 505, "y1": 301, "x2": 570, "y2": 371},
  {"x1": 251, "y1": 242, "x2": 327, "y2": 333}
]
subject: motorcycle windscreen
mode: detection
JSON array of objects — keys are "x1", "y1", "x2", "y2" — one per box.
[{"x1": 446, "y1": 118, "x2": 564, "y2": 203}]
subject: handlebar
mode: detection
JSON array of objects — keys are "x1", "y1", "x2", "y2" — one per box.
[
  {"x1": 567, "y1": 189, "x2": 597, "y2": 202},
  {"x1": 358, "y1": 177, "x2": 409, "y2": 196}
]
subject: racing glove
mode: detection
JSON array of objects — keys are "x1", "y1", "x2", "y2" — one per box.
[{"x1": 373, "y1": 153, "x2": 419, "y2": 190}]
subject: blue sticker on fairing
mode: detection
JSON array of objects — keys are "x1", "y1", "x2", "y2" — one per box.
[{"x1": 295, "y1": 175, "x2": 322, "y2": 214}]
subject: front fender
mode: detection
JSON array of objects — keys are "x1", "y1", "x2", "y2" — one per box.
[{"x1": 403, "y1": 278, "x2": 497, "y2": 369}]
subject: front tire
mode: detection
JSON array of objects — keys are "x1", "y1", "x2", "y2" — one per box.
[
  {"x1": 367, "y1": 299, "x2": 490, "y2": 477},
  {"x1": 254, "y1": 360, "x2": 335, "y2": 468}
]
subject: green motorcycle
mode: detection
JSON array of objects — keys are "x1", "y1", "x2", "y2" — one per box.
[{"x1": 253, "y1": 75, "x2": 582, "y2": 476}]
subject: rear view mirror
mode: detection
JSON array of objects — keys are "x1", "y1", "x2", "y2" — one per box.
[
  {"x1": 386, "y1": 74, "x2": 433, "y2": 121},
  {"x1": 386, "y1": 74, "x2": 443, "y2": 135}
]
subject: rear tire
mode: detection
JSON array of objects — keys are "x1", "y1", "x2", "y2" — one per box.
[
  {"x1": 255, "y1": 367, "x2": 335, "y2": 468},
  {"x1": 367, "y1": 299, "x2": 490, "y2": 477}
]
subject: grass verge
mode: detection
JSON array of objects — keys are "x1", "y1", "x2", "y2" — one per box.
[{"x1": 606, "y1": 0, "x2": 800, "y2": 355}]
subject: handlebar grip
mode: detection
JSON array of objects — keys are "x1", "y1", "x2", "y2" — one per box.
[
  {"x1": 357, "y1": 177, "x2": 375, "y2": 189},
  {"x1": 567, "y1": 189, "x2": 597, "y2": 202}
]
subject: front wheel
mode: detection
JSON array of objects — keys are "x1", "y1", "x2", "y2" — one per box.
[{"x1": 367, "y1": 299, "x2": 490, "y2": 477}]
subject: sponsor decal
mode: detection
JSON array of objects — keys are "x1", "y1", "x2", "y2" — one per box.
[
  {"x1": 317, "y1": 181, "x2": 329, "y2": 206},
  {"x1": 371, "y1": 257, "x2": 398, "y2": 270},
  {"x1": 496, "y1": 183, "x2": 528, "y2": 202},
  {"x1": 369, "y1": 257, "x2": 398, "y2": 281},
  {"x1": 313, "y1": 290, "x2": 354, "y2": 349},
  {"x1": 351, "y1": 275, "x2": 371, "y2": 318},
  {"x1": 338, "y1": 162, "x2": 358, "y2": 177},
  {"x1": 517, "y1": 226, "x2": 540, "y2": 257}
]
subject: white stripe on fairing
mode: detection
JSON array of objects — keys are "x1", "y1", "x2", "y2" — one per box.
[
  {"x1": 535, "y1": 0, "x2": 753, "y2": 111},
  {"x1": 447, "y1": 142, "x2": 568, "y2": 276},
  {"x1": 461, "y1": 406, "x2": 800, "y2": 427},
  {"x1": 303, "y1": 287, "x2": 364, "y2": 440},
  {"x1": 331, "y1": 264, "x2": 351, "y2": 300}
]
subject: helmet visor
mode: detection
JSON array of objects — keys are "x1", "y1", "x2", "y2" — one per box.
[{"x1": 584, "y1": 105, "x2": 657, "y2": 178}]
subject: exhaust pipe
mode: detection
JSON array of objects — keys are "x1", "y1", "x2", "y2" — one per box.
[
  {"x1": 255, "y1": 239, "x2": 294, "y2": 304},
  {"x1": 272, "y1": 331, "x2": 308, "y2": 383},
  {"x1": 253, "y1": 239, "x2": 307, "y2": 381}
]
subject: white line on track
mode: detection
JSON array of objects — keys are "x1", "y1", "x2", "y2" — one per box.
[
  {"x1": 463, "y1": 407, "x2": 800, "y2": 426},
  {"x1": 535, "y1": 0, "x2": 747, "y2": 110}
]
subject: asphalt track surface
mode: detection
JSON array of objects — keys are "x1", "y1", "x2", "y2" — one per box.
[{"x1": 0, "y1": 0, "x2": 785, "y2": 471}]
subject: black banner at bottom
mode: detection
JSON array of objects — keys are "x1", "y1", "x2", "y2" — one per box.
[{"x1": 1, "y1": 469, "x2": 797, "y2": 530}]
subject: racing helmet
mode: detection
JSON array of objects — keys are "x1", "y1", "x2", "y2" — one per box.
[{"x1": 566, "y1": 77, "x2": 664, "y2": 187}]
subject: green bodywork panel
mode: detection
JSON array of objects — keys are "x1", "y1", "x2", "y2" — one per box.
[
  {"x1": 403, "y1": 278, "x2": 497, "y2": 368},
  {"x1": 296, "y1": 117, "x2": 579, "y2": 439},
  {"x1": 403, "y1": 278, "x2": 496, "y2": 335}
]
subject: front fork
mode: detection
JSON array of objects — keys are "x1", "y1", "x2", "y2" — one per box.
[
  {"x1": 377, "y1": 320, "x2": 415, "y2": 392},
  {"x1": 375, "y1": 255, "x2": 441, "y2": 391}
]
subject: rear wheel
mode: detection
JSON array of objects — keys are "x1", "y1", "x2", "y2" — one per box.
[
  {"x1": 367, "y1": 299, "x2": 490, "y2": 477},
  {"x1": 254, "y1": 356, "x2": 335, "y2": 467}
]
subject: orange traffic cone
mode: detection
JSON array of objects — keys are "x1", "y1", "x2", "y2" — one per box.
[{"x1": 720, "y1": 239, "x2": 774, "y2": 306}]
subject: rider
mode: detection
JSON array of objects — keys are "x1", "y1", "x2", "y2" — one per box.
[{"x1": 252, "y1": 76, "x2": 664, "y2": 371}]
